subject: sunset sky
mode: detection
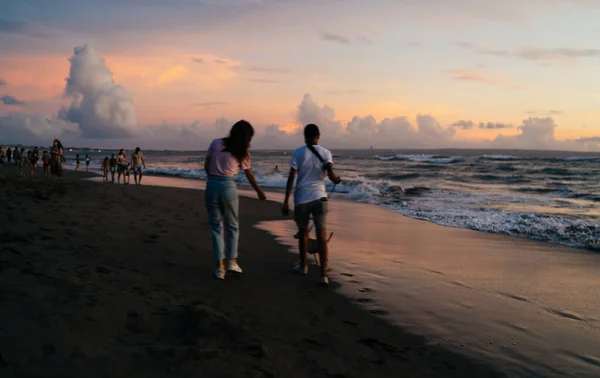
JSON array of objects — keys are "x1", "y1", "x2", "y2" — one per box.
[{"x1": 2, "y1": 0, "x2": 600, "y2": 150}]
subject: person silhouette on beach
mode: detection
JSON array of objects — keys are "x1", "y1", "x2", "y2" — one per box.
[
  {"x1": 0, "y1": 146, "x2": 4, "y2": 167},
  {"x1": 102, "y1": 157, "x2": 110, "y2": 181},
  {"x1": 109, "y1": 154, "x2": 117, "y2": 182},
  {"x1": 30, "y1": 147, "x2": 40, "y2": 176},
  {"x1": 50, "y1": 139, "x2": 64, "y2": 181},
  {"x1": 76, "y1": 154, "x2": 81, "y2": 170},
  {"x1": 19, "y1": 148, "x2": 26, "y2": 175},
  {"x1": 282, "y1": 124, "x2": 341, "y2": 286},
  {"x1": 131, "y1": 147, "x2": 146, "y2": 185},
  {"x1": 13, "y1": 147, "x2": 21, "y2": 167},
  {"x1": 85, "y1": 154, "x2": 91, "y2": 172},
  {"x1": 6, "y1": 147, "x2": 12, "y2": 164},
  {"x1": 204, "y1": 120, "x2": 267, "y2": 280},
  {"x1": 116, "y1": 149, "x2": 128, "y2": 184},
  {"x1": 42, "y1": 151, "x2": 51, "y2": 179}
]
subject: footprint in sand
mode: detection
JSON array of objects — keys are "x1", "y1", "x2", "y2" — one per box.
[
  {"x1": 546, "y1": 308, "x2": 585, "y2": 321},
  {"x1": 498, "y1": 292, "x2": 530, "y2": 302},
  {"x1": 355, "y1": 298, "x2": 374, "y2": 304},
  {"x1": 358, "y1": 287, "x2": 375, "y2": 293},
  {"x1": 369, "y1": 309, "x2": 390, "y2": 316}
]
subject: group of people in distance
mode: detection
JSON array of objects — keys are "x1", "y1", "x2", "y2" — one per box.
[
  {"x1": 0, "y1": 139, "x2": 65, "y2": 180},
  {"x1": 75, "y1": 153, "x2": 91, "y2": 172},
  {"x1": 204, "y1": 121, "x2": 341, "y2": 286},
  {"x1": 98, "y1": 147, "x2": 146, "y2": 185}
]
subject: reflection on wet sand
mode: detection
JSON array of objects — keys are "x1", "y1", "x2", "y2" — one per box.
[{"x1": 257, "y1": 198, "x2": 600, "y2": 378}]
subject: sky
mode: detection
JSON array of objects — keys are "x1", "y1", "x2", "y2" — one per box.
[{"x1": 1, "y1": 0, "x2": 600, "y2": 151}]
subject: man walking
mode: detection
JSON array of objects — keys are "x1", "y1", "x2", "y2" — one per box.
[
  {"x1": 282, "y1": 124, "x2": 341, "y2": 286},
  {"x1": 131, "y1": 147, "x2": 146, "y2": 185}
]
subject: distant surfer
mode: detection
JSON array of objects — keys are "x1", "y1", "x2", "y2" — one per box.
[{"x1": 274, "y1": 165, "x2": 280, "y2": 172}]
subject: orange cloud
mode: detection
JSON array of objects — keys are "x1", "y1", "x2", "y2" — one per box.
[{"x1": 153, "y1": 65, "x2": 189, "y2": 86}]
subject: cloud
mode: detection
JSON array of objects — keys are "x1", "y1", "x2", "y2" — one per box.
[
  {"x1": 492, "y1": 117, "x2": 557, "y2": 149},
  {"x1": 0, "y1": 113, "x2": 78, "y2": 146},
  {"x1": 59, "y1": 44, "x2": 137, "y2": 138},
  {"x1": 357, "y1": 36, "x2": 374, "y2": 45},
  {"x1": 2, "y1": 92, "x2": 598, "y2": 151},
  {"x1": 191, "y1": 58, "x2": 205, "y2": 64},
  {"x1": 407, "y1": 42, "x2": 423, "y2": 47},
  {"x1": 458, "y1": 42, "x2": 600, "y2": 65},
  {"x1": 319, "y1": 32, "x2": 352, "y2": 45},
  {"x1": 214, "y1": 59, "x2": 227, "y2": 64},
  {"x1": 444, "y1": 69, "x2": 522, "y2": 89},
  {"x1": 450, "y1": 120, "x2": 512, "y2": 130},
  {"x1": 479, "y1": 122, "x2": 513, "y2": 129},
  {"x1": 525, "y1": 110, "x2": 564, "y2": 116},
  {"x1": 246, "y1": 65, "x2": 293, "y2": 74},
  {"x1": 326, "y1": 89, "x2": 362, "y2": 95},
  {"x1": 576, "y1": 136, "x2": 600, "y2": 143},
  {"x1": 0, "y1": 79, "x2": 6, "y2": 86},
  {"x1": 193, "y1": 101, "x2": 227, "y2": 107},
  {"x1": 1, "y1": 95, "x2": 26, "y2": 105},
  {"x1": 450, "y1": 120, "x2": 474, "y2": 129},
  {"x1": 0, "y1": 19, "x2": 27, "y2": 34},
  {"x1": 515, "y1": 47, "x2": 600, "y2": 62},
  {"x1": 246, "y1": 78, "x2": 280, "y2": 83},
  {"x1": 154, "y1": 65, "x2": 189, "y2": 86}
]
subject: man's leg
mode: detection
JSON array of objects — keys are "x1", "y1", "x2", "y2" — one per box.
[
  {"x1": 313, "y1": 200, "x2": 329, "y2": 278},
  {"x1": 315, "y1": 227, "x2": 329, "y2": 277},
  {"x1": 298, "y1": 228, "x2": 309, "y2": 268},
  {"x1": 139, "y1": 170, "x2": 143, "y2": 185},
  {"x1": 294, "y1": 203, "x2": 310, "y2": 269}
]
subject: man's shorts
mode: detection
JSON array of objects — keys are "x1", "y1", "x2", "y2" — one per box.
[
  {"x1": 294, "y1": 198, "x2": 328, "y2": 231},
  {"x1": 110, "y1": 166, "x2": 116, "y2": 173},
  {"x1": 132, "y1": 166, "x2": 142, "y2": 174}
]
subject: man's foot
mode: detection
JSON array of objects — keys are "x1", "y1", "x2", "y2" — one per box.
[
  {"x1": 227, "y1": 261, "x2": 243, "y2": 274},
  {"x1": 214, "y1": 268, "x2": 226, "y2": 280},
  {"x1": 293, "y1": 264, "x2": 308, "y2": 275},
  {"x1": 319, "y1": 275, "x2": 329, "y2": 286}
]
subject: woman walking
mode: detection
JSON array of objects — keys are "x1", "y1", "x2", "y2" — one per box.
[
  {"x1": 50, "y1": 139, "x2": 64, "y2": 180},
  {"x1": 116, "y1": 149, "x2": 128, "y2": 184},
  {"x1": 204, "y1": 120, "x2": 266, "y2": 279}
]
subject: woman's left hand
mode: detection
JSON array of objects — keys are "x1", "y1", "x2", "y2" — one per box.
[{"x1": 258, "y1": 190, "x2": 267, "y2": 201}]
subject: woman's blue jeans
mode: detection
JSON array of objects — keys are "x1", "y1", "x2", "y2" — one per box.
[{"x1": 205, "y1": 176, "x2": 239, "y2": 262}]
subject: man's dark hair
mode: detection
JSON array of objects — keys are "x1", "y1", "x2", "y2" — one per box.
[{"x1": 304, "y1": 124, "x2": 320, "y2": 143}]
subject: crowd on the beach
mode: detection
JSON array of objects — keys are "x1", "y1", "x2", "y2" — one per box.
[
  {"x1": 0, "y1": 140, "x2": 63, "y2": 180},
  {"x1": 0, "y1": 142, "x2": 146, "y2": 186},
  {"x1": 2, "y1": 120, "x2": 339, "y2": 286}
]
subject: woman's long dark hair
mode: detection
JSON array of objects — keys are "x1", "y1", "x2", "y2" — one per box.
[
  {"x1": 53, "y1": 139, "x2": 63, "y2": 149},
  {"x1": 222, "y1": 120, "x2": 254, "y2": 164}
]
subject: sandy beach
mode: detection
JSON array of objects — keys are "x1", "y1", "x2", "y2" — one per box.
[{"x1": 0, "y1": 166, "x2": 503, "y2": 378}]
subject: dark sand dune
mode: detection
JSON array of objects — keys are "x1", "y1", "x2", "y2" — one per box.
[{"x1": 0, "y1": 167, "x2": 502, "y2": 377}]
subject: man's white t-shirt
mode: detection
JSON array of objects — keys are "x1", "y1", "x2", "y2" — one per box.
[{"x1": 290, "y1": 145, "x2": 333, "y2": 206}]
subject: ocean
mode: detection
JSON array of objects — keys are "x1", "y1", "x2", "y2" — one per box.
[{"x1": 62, "y1": 148, "x2": 600, "y2": 251}]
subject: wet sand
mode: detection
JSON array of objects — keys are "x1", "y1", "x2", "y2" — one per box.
[
  {"x1": 0, "y1": 166, "x2": 502, "y2": 378},
  {"x1": 258, "y1": 197, "x2": 600, "y2": 377}
]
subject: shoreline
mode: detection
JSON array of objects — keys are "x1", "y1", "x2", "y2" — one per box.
[
  {"x1": 0, "y1": 166, "x2": 504, "y2": 377},
  {"x1": 85, "y1": 168, "x2": 600, "y2": 253}
]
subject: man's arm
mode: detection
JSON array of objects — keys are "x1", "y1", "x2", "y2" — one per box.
[
  {"x1": 325, "y1": 162, "x2": 341, "y2": 184},
  {"x1": 282, "y1": 168, "x2": 296, "y2": 215}
]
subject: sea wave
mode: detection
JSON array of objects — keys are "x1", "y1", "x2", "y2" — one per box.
[
  {"x1": 141, "y1": 162, "x2": 600, "y2": 250},
  {"x1": 375, "y1": 155, "x2": 462, "y2": 164},
  {"x1": 479, "y1": 154, "x2": 520, "y2": 161}
]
